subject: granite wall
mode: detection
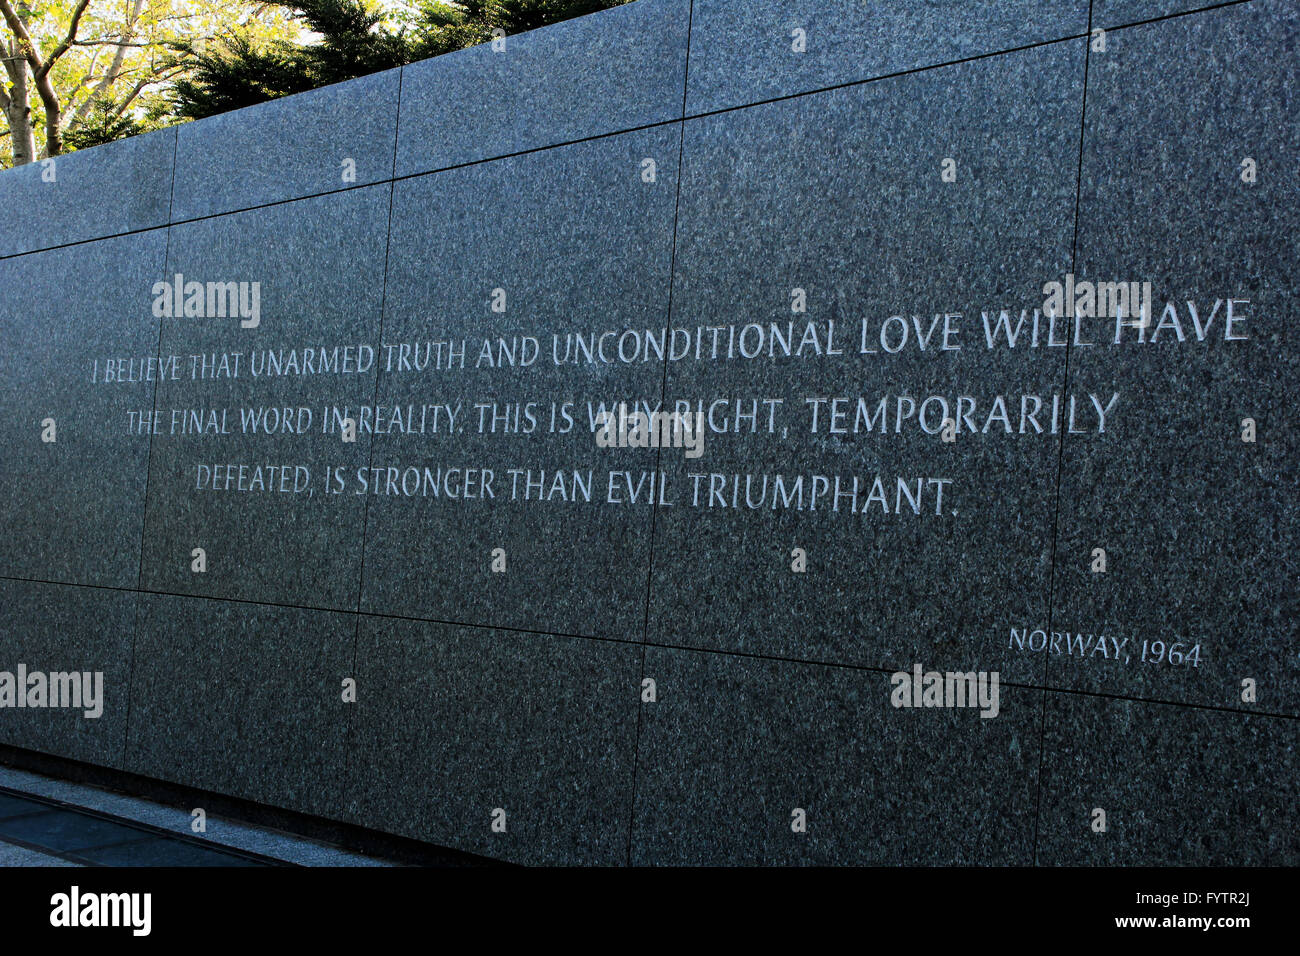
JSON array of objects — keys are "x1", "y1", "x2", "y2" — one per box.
[{"x1": 0, "y1": 0, "x2": 1295, "y2": 865}]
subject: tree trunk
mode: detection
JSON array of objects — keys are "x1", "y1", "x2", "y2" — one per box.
[
  {"x1": 68, "y1": 0, "x2": 143, "y2": 128},
  {"x1": 0, "y1": 0, "x2": 87, "y2": 161},
  {"x1": 2, "y1": 41, "x2": 35, "y2": 166}
]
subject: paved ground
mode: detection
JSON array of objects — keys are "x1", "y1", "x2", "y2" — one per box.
[{"x1": 0, "y1": 767, "x2": 394, "y2": 867}]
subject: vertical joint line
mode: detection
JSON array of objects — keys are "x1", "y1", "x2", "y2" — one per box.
[
  {"x1": 344, "y1": 65, "x2": 405, "y2": 793},
  {"x1": 123, "y1": 126, "x2": 181, "y2": 768},
  {"x1": 627, "y1": 0, "x2": 694, "y2": 867},
  {"x1": 1032, "y1": 0, "x2": 1094, "y2": 866}
]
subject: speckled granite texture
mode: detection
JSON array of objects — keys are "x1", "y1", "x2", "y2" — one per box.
[
  {"x1": 1047, "y1": 0, "x2": 1300, "y2": 716},
  {"x1": 0, "y1": 0, "x2": 1294, "y2": 865},
  {"x1": 139, "y1": 186, "x2": 390, "y2": 610}
]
